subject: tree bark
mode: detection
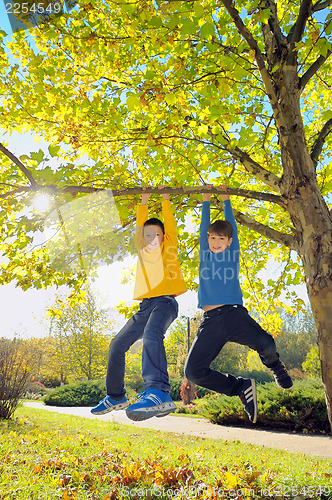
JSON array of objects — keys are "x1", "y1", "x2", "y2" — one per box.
[
  {"x1": 285, "y1": 180, "x2": 332, "y2": 429},
  {"x1": 306, "y1": 284, "x2": 332, "y2": 426}
]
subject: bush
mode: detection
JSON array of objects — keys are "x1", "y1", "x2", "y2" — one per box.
[
  {"x1": 0, "y1": 338, "x2": 35, "y2": 419},
  {"x1": 203, "y1": 378, "x2": 330, "y2": 434},
  {"x1": 169, "y1": 377, "x2": 182, "y2": 400},
  {"x1": 44, "y1": 377, "x2": 192, "y2": 406},
  {"x1": 39, "y1": 376, "x2": 62, "y2": 388},
  {"x1": 43, "y1": 380, "x2": 106, "y2": 407}
]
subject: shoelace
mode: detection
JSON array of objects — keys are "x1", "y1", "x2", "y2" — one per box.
[
  {"x1": 135, "y1": 391, "x2": 146, "y2": 401},
  {"x1": 274, "y1": 364, "x2": 288, "y2": 377}
]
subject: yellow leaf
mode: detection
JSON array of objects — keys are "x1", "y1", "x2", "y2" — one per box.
[{"x1": 224, "y1": 471, "x2": 239, "y2": 488}]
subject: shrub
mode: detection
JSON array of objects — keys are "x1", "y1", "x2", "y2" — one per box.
[
  {"x1": 176, "y1": 402, "x2": 206, "y2": 416},
  {"x1": 195, "y1": 386, "x2": 213, "y2": 398},
  {"x1": 39, "y1": 376, "x2": 62, "y2": 388},
  {"x1": 0, "y1": 338, "x2": 35, "y2": 419},
  {"x1": 203, "y1": 378, "x2": 330, "y2": 434},
  {"x1": 169, "y1": 377, "x2": 182, "y2": 400},
  {"x1": 180, "y1": 377, "x2": 197, "y2": 404},
  {"x1": 43, "y1": 380, "x2": 106, "y2": 407}
]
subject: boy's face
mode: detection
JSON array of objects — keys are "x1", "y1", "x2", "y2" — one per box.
[
  {"x1": 208, "y1": 232, "x2": 232, "y2": 253},
  {"x1": 143, "y1": 224, "x2": 164, "y2": 249}
]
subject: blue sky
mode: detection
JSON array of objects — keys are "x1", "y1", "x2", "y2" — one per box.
[{"x1": 0, "y1": 4, "x2": 12, "y2": 33}]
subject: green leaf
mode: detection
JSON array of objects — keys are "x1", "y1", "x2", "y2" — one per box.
[
  {"x1": 31, "y1": 150, "x2": 45, "y2": 164},
  {"x1": 165, "y1": 94, "x2": 177, "y2": 105},
  {"x1": 48, "y1": 145, "x2": 61, "y2": 157},
  {"x1": 36, "y1": 166, "x2": 54, "y2": 182},
  {"x1": 180, "y1": 19, "x2": 198, "y2": 36},
  {"x1": 201, "y1": 22, "x2": 215, "y2": 39},
  {"x1": 258, "y1": 8, "x2": 270, "y2": 24},
  {"x1": 126, "y1": 94, "x2": 140, "y2": 111}
]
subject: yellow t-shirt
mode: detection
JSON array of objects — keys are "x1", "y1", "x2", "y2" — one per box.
[{"x1": 133, "y1": 200, "x2": 187, "y2": 300}]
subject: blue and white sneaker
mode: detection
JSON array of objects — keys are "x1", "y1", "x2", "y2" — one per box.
[
  {"x1": 91, "y1": 395, "x2": 129, "y2": 415},
  {"x1": 126, "y1": 389, "x2": 176, "y2": 421}
]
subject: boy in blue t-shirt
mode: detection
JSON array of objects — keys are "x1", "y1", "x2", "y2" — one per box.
[{"x1": 184, "y1": 185, "x2": 293, "y2": 423}]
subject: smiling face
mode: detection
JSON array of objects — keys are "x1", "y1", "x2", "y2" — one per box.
[
  {"x1": 208, "y1": 232, "x2": 232, "y2": 253},
  {"x1": 143, "y1": 224, "x2": 164, "y2": 250}
]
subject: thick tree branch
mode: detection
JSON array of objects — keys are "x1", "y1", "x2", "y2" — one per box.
[
  {"x1": 262, "y1": 0, "x2": 287, "y2": 56},
  {"x1": 154, "y1": 132, "x2": 282, "y2": 192},
  {"x1": 0, "y1": 187, "x2": 30, "y2": 199},
  {"x1": 312, "y1": 0, "x2": 332, "y2": 12},
  {"x1": 0, "y1": 146, "x2": 284, "y2": 206},
  {"x1": 299, "y1": 50, "x2": 332, "y2": 91},
  {"x1": 288, "y1": 0, "x2": 313, "y2": 45},
  {"x1": 310, "y1": 118, "x2": 332, "y2": 168},
  {"x1": 0, "y1": 184, "x2": 287, "y2": 209},
  {"x1": 221, "y1": 0, "x2": 278, "y2": 106},
  {"x1": 228, "y1": 206, "x2": 299, "y2": 251},
  {"x1": 228, "y1": 146, "x2": 281, "y2": 192},
  {"x1": 0, "y1": 143, "x2": 37, "y2": 187},
  {"x1": 25, "y1": 184, "x2": 285, "y2": 208}
]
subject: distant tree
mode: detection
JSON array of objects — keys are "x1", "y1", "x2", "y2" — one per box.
[
  {"x1": 211, "y1": 342, "x2": 249, "y2": 376},
  {"x1": 22, "y1": 336, "x2": 62, "y2": 387},
  {"x1": 277, "y1": 307, "x2": 318, "y2": 370},
  {"x1": 49, "y1": 286, "x2": 113, "y2": 381},
  {"x1": 303, "y1": 345, "x2": 322, "y2": 378},
  {"x1": 124, "y1": 350, "x2": 143, "y2": 391},
  {"x1": 165, "y1": 316, "x2": 201, "y2": 377}
]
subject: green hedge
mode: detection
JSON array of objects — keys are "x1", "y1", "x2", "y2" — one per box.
[
  {"x1": 169, "y1": 378, "x2": 182, "y2": 400},
  {"x1": 44, "y1": 378, "x2": 183, "y2": 406},
  {"x1": 43, "y1": 380, "x2": 106, "y2": 407},
  {"x1": 202, "y1": 378, "x2": 330, "y2": 434}
]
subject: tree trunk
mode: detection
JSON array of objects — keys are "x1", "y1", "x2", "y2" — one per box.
[
  {"x1": 273, "y1": 55, "x2": 332, "y2": 430},
  {"x1": 287, "y1": 182, "x2": 332, "y2": 430},
  {"x1": 307, "y1": 284, "x2": 332, "y2": 429}
]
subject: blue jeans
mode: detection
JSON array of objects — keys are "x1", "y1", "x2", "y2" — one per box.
[
  {"x1": 106, "y1": 295, "x2": 178, "y2": 400},
  {"x1": 184, "y1": 305, "x2": 279, "y2": 396}
]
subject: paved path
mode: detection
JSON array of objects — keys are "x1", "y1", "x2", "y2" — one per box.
[{"x1": 25, "y1": 402, "x2": 332, "y2": 459}]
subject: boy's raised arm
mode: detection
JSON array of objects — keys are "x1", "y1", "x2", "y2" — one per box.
[
  {"x1": 159, "y1": 186, "x2": 178, "y2": 243},
  {"x1": 135, "y1": 188, "x2": 150, "y2": 249},
  {"x1": 199, "y1": 185, "x2": 213, "y2": 251},
  {"x1": 221, "y1": 185, "x2": 239, "y2": 248}
]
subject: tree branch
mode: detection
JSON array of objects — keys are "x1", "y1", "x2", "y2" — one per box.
[
  {"x1": 262, "y1": 0, "x2": 287, "y2": 56},
  {"x1": 173, "y1": 129, "x2": 282, "y2": 192},
  {"x1": 228, "y1": 146, "x2": 281, "y2": 192},
  {"x1": 299, "y1": 50, "x2": 332, "y2": 91},
  {"x1": 0, "y1": 143, "x2": 37, "y2": 187},
  {"x1": 229, "y1": 206, "x2": 299, "y2": 251},
  {"x1": 0, "y1": 187, "x2": 30, "y2": 199},
  {"x1": 288, "y1": 0, "x2": 313, "y2": 45},
  {"x1": 40, "y1": 185, "x2": 285, "y2": 207},
  {"x1": 312, "y1": 0, "x2": 332, "y2": 12},
  {"x1": 310, "y1": 118, "x2": 332, "y2": 168},
  {"x1": 221, "y1": 0, "x2": 279, "y2": 106},
  {"x1": 0, "y1": 183, "x2": 287, "y2": 208}
]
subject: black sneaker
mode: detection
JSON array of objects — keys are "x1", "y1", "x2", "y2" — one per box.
[
  {"x1": 238, "y1": 379, "x2": 257, "y2": 423},
  {"x1": 270, "y1": 361, "x2": 293, "y2": 390}
]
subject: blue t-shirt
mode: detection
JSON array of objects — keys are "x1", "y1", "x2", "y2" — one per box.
[{"x1": 198, "y1": 200, "x2": 243, "y2": 309}]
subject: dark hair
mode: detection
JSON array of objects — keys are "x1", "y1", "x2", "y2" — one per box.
[
  {"x1": 144, "y1": 217, "x2": 165, "y2": 234},
  {"x1": 207, "y1": 220, "x2": 233, "y2": 238}
]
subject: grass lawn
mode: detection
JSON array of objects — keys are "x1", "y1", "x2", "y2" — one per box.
[{"x1": 0, "y1": 406, "x2": 331, "y2": 500}]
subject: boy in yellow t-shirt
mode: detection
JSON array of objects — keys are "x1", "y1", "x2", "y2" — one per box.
[{"x1": 91, "y1": 188, "x2": 186, "y2": 421}]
